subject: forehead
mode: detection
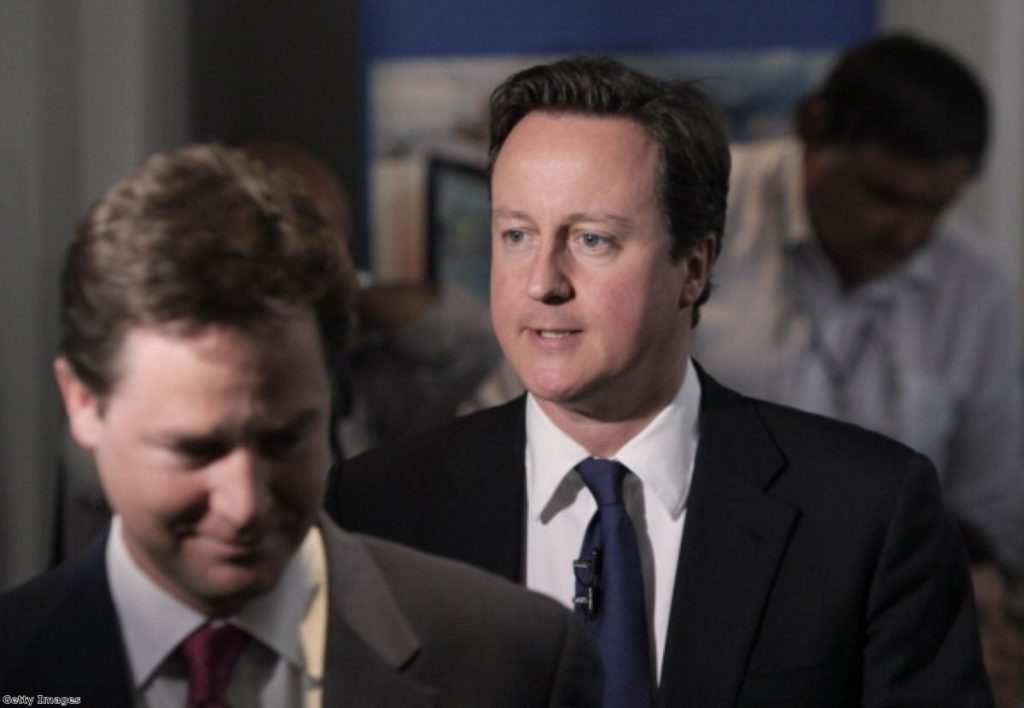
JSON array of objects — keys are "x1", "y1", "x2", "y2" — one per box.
[
  {"x1": 492, "y1": 112, "x2": 662, "y2": 212},
  {"x1": 106, "y1": 316, "x2": 329, "y2": 412},
  {"x1": 843, "y1": 143, "x2": 975, "y2": 203}
]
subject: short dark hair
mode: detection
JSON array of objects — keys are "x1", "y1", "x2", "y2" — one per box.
[
  {"x1": 488, "y1": 56, "x2": 730, "y2": 318},
  {"x1": 811, "y1": 33, "x2": 988, "y2": 169},
  {"x1": 60, "y1": 143, "x2": 356, "y2": 399}
]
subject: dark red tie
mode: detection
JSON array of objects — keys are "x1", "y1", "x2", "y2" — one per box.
[{"x1": 181, "y1": 623, "x2": 251, "y2": 708}]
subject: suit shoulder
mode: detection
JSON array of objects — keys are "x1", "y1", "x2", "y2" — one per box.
[
  {"x1": 738, "y1": 395, "x2": 942, "y2": 517},
  {"x1": 357, "y1": 533, "x2": 566, "y2": 622},
  {"x1": 340, "y1": 396, "x2": 525, "y2": 484},
  {"x1": 0, "y1": 548, "x2": 109, "y2": 686},
  {"x1": 347, "y1": 533, "x2": 600, "y2": 706},
  {"x1": 357, "y1": 397, "x2": 523, "y2": 461},
  {"x1": 753, "y1": 396, "x2": 922, "y2": 466},
  {"x1": 0, "y1": 555, "x2": 84, "y2": 630}
]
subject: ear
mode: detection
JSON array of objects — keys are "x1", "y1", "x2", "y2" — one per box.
[
  {"x1": 795, "y1": 97, "x2": 830, "y2": 148},
  {"x1": 54, "y1": 357, "x2": 104, "y2": 449},
  {"x1": 678, "y1": 234, "x2": 717, "y2": 309}
]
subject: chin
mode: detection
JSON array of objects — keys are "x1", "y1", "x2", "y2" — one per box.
[
  {"x1": 195, "y1": 566, "x2": 282, "y2": 615},
  {"x1": 522, "y1": 372, "x2": 581, "y2": 404}
]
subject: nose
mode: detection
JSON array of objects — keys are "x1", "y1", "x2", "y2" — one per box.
[
  {"x1": 210, "y1": 448, "x2": 271, "y2": 533},
  {"x1": 526, "y1": 241, "x2": 572, "y2": 303}
]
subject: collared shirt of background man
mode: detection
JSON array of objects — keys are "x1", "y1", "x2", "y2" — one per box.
[{"x1": 694, "y1": 33, "x2": 1023, "y2": 570}]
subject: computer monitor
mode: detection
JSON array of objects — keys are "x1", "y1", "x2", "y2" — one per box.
[{"x1": 426, "y1": 156, "x2": 492, "y2": 301}]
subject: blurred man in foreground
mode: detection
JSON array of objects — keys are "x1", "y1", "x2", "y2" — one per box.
[{"x1": 0, "y1": 144, "x2": 597, "y2": 707}]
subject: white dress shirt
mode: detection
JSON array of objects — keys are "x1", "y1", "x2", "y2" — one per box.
[
  {"x1": 107, "y1": 516, "x2": 328, "y2": 708},
  {"x1": 524, "y1": 360, "x2": 701, "y2": 682},
  {"x1": 694, "y1": 136, "x2": 1024, "y2": 566}
]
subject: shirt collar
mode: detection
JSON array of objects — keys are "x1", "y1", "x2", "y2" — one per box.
[
  {"x1": 525, "y1": 358, "x2": 701, "y2": 521},
  {"x1": 233, "y1": 527, "x2": 324, "y2": 676},
  {"x1": 107, "y1": 517, "x2": 323, "y2": 688},
  {"x1": 107, "y1": 516, "x2": 207, "y2": 688}
]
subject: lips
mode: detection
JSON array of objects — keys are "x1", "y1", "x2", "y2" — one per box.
[
  {"x1": 526, "y1": 327, "x2": 583, "y2": 349},
  {"x1": 198, "y1": 533, "x2": 266, "y2": 554}
]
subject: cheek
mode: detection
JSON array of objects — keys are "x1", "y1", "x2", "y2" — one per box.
[
  {"x1": 489, "y1": 258, "x2": 514, "y2": 299},
  {"x1": 489, "y1": 273, "x2": 518, "y2": 331},
  {"x1": 105, "y1": 470, "x2": 208, "y2": 542},
  {"x1": 603, "y1": 261, "x2": 678, "y2": 322},
  {"x1": 272, "y1": 446, "x2": 330, "y2": 516}
]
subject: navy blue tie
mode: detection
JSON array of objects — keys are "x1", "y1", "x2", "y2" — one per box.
[{"x1": 574, "y1": 457, "x2": 654, "y2": 708}]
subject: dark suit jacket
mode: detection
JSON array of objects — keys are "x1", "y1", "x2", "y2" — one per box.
[
  {"x1": 328, "y1": 368, "x2": 992, "y2": 706},
  {"x1": 0, "y1": 516, "x2": 599, "y2": 707}
]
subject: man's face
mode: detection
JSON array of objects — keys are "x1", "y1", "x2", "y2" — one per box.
[
  {"x1": 57, "y1": 314, "x2": 332, "y2": 617},
  {"x1": 803, "y1": 142, "x2": 974, "y2": 287},
  {"x1": 490, "y1": 112, "x2": 710, "y2": 423}
]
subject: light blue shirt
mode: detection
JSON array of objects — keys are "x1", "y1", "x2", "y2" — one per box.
[{"x1": 694, "y1": 137, "x2": 1024, "y2": 566}]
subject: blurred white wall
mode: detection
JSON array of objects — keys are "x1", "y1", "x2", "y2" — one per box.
[{"x1": 0, "y1": 0, "x2": 189, "y2": 590}]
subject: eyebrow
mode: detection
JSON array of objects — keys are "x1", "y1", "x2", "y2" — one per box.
[
  {"x1": 147, "y1": 408, "x2": 322, "y2": 447},
  {"x1": 860, "y1": 178, "x2": 951, "y2": 211},
  {"x1": 567, "y1": 212, "x2": 634, "y2": 229},
  {"x1": 492, "y1": 208, "x2": 634, "y2": 229}
]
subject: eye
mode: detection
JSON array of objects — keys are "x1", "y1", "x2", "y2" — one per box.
[
  {"x1": 257, "y1": 418, "x2": 317, "y2": 460},
  {"x1": 170, "y1": 439, "x2": 230, "y2": 468},
  {"x1": 502, "y1": 229, "x2": 527, "y2": 244},
  {"x1": 574, "y1": 231, "x2": 614, "y2": 254},
  {"x1": 259, "y1": 431, "x2": 303, "y2": 459}
]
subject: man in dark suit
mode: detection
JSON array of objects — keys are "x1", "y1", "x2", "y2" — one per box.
[
  {"x1": 0, "y1": 145, "x2": 598, "y2": 707},
  {"x1": 329, "y1": 57, "x2": 992, "y2": 706}
]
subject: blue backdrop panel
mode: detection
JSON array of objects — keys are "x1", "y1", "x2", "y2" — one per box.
[{"x1": 364, "y1": 0, "x2": 877, "y2": 58}]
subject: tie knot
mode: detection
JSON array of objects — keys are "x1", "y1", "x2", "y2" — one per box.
[
  {"x1": 182, "y1": 623, "x2": 251, "y2": 708},
  {"x1": 577, "y1": 457, "x2": 629, "y2": 507}
]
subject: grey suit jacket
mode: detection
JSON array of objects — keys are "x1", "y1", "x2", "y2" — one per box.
[
  {"x1": 0, "y1": 516, "x2": 599, "y2": 707},
  {"x1": 329, "y1": 366, "x2": 993, "y2": 706}
]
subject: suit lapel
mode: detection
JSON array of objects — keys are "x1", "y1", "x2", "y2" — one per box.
[
  {"x1": 658, "y1": 370, "x2": 798, "y2": 707},
  {"x1": 319, "y1": 519, "x2": 436, "y2": 708}
]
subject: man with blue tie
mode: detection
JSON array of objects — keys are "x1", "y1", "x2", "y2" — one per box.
[{"x1": 331, "y1": 56, "x2": 993, "y2": 705}]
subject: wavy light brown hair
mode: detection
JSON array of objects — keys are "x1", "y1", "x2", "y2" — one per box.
[{"x1": 60, "y1": 143, "x2": 356, "y2": 399}]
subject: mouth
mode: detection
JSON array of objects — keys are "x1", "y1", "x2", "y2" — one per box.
[
  {"x1": 527, "y1": 327, "x2": 583, "y2": 348},
  {"x1": 209, "y1": 535, "x2": 262, "y2": 549},
  {"x1": 190, "y1": 531, "x2": 271, "y2": 559},
  {"x1": 536, "y1": 330, "x2": 577, "y2": 339}
]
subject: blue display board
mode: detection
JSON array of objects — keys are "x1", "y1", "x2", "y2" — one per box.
[{"x1": 364, "y1": 0, "x2": 876, "y2": 58}]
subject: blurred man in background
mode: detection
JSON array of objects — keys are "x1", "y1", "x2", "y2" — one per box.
[{"x1": 694, "y1": 33, "x2": 1023, "y2": 568}]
